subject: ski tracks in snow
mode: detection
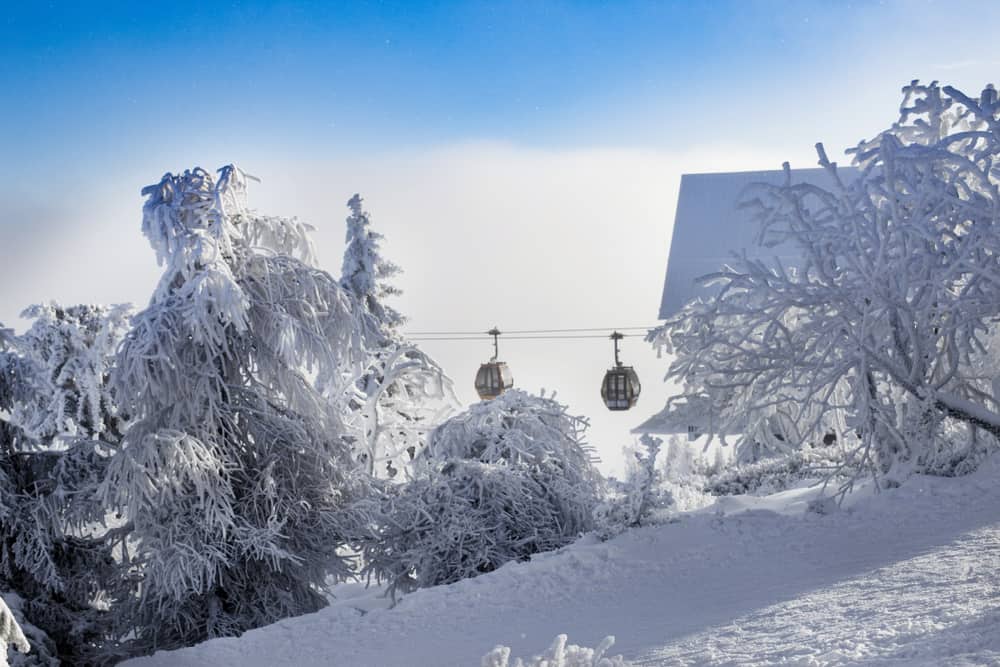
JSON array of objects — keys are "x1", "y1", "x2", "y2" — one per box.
[
  {"x1": 633, "y1": 521, "x2": 1000, "y2": 665},
  {"x1": 630, "y1": 463, "x2": 1000, "y2": 666}
]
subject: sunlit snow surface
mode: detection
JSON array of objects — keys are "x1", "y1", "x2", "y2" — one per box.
[{"x1": 123, "y1": 457, "x2": 1000, "y2": 667}]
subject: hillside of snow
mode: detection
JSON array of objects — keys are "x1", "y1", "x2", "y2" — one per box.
[{"x1": 124, "y1": 456, "x2": 1000, "y2": 667}]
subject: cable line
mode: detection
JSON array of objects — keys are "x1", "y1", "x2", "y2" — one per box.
[
  {"x1": 408, "y1": 333, "x2": 638, "y2": 341},
  {"x1": 404, "y1": 325, "x2": 657, "y2": 336}
]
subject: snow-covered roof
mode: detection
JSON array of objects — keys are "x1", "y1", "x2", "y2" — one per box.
[
  {"x1": 632, "y1": 395, "x2": 744, "y2": 435},
  {"x1": 658, "y1": 167, "x2": 858, "y2": 319}
]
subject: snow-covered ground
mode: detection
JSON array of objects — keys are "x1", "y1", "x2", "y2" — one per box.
[{"x1": 124, "y1": 456, "x2": 1000, "y2": 667}]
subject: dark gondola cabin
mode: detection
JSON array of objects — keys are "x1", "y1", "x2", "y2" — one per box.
[
  {"x1": 602, "y1": 365, "x2": 641, "y2": 411},
  {"x1": 475, "y1": 361, "x2": 513, "y2": 400},
  {"x1": 601, "y1": 331, "x2": 641, "y2": 411},
  {"x1": 475, "y1": 328, "x2": 514, "y2": 400}
]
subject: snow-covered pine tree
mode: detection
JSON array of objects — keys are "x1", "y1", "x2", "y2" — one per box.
[
  {"x1": 593, "y1": 435, "x2": 676, "y2": 538},
  {"x1": 339, "y1": 194, "x2": 456, "y2": 478},
  {"x1": 654, "y1": 81, "x2": 1000, "y2": 485},
  {"x1": 359, "y1": 390, "x2": 602, "y2": 597},
  {"x1": 0, "y1": 594, "x2": 30, "y2": 667},
  {"x1": 0, "y1": 325, "x2": 21, "y2": 461},
  {"x1": 0, "y1": 305, "x2": 132, "y2": 664},
  {"x1": 103, "y1": 166, "x2": 374, "y2": 654},
  {"x1": 342, "y1": 193, "x2": 403, "y2": 331}
]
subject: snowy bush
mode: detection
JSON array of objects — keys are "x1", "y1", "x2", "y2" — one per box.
[
  {"x1": 424, "y1": 389, "x2": 599, "y2": 483},
  {"x1": 360, "y1": 460, "x2": 594, "y2": 597},
  {"x1": 481, "y1": 634, "x2": 631, "y2": 667},
  {"x1": 358, "y1": 390, "x2": 603, "y2": 598},
  {"x1": 653, "y1": 81, "x2": 1000, "y2": 485},
  {"x1": 102, "y1": 166, "x2": 377, "y2": 654},
  {"x1": 703, "y1": 446, "x2": 850, "y2": 497}
]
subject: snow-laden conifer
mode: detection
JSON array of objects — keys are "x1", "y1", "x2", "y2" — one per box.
[
  {"x1": 339, "y1": 194, "x2": 457, "y2": 478},
  {"x1": 595, "y1": 435, "x2": 672, "y2": 536},
  {"x1": 342, "y1": 193, "x2": 403, "y2": 330},
  {"x1": 654, "y1": 81, "x2": 1000, "y2": 485},
  {"x1": 104, "y1": 166, "x2": 374, "y2": 653},
  {"x1": 0, "y1": 306, "x2": 130, "y2": 664}
]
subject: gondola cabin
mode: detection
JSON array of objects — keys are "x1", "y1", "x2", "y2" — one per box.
[
  {"x1": 475, "y1": 361, "x2": 514, "y2": 400},
  {"x1": 475, "y1": 328, "x2": 513, "y2": 400},
  {"x1": 601, "y1": 364, "x2": 641, "y2": 411},
  {"x1": 601, "y1": 331, "x2": 641, "y2": 411}
]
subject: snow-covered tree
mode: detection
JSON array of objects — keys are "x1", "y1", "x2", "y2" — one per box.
[
  {"x1": 0, "y1": 326, "x2": 23, "y2": 460},
  {"x1": 0, "y1": 595, "x2": 30, "y2": 667},
  {"x1": 0, "y1": 306, "x2": 130, "y2": 664},
  {"x1": 339, "y1": 194, "x2": 457, "y2": 478},
  {"x1": 103, "y1": 166, "x2": 374, "y2": 653},
  {"x1": 358, "y1": 390, "x2": 602, "y2": 598},
  {"x1": 342, "y1": 193, "x2": 403, "y2": 331},
  {"x1": 595, "y1": 435, "x2": 671, "y2": 536},
  {"x1": 654, "y1": 81, "x2": 1000, "y2": 484},
  {"x1": 9, "y1": 304, "x2": 131, "y2": 447}
]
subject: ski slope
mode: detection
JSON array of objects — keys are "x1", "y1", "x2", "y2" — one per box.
[{"x1": 124, "y1": 455, "x2": 1000, "y2": 666}]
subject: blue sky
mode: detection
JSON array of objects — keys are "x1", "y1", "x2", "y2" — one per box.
[
  {"x1": 4, "y1": 1, "x2": 1000, "y2": 471},
  {"x1": 3, "y1": 0, "x2": 974, "y2": 171}
]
